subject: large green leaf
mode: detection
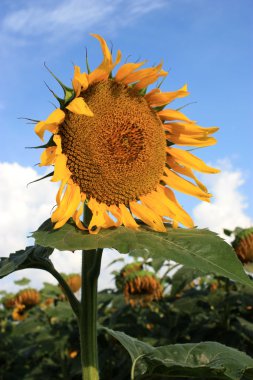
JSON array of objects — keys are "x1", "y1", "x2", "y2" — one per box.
[
  {"x1": 0, "y1": 245, "x2": 54, "y2": 279},
  {"x1": 102, "y1": 327, "x2": 253, "y2": 379},
  {"x1": 32, "y1": 219, "x2": 253, "y2": 288}
]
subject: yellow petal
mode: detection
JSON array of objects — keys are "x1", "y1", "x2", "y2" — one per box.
[
  {"x1": 158, "y1": 109, "x2": 194, "y2": 123},
  {"x1": 51, "y1": 154, "x2": 71, "y2": 182},
  {"x1": 66, "y1": 97, "x2": 94, "y2": 116},
  {"x1": 72, "y1": 65, "x2": 88, "y2": 97},
  {"x1": 56, "y1": 177, "x2": 69, "y2": 205},
  {"x1": 53, "y1": 134, "x2": 62, "y2": 154},
  {"x1": 167, "y1": 148, "x2": 220, "y2": 174},
  {"x1": 145, "y1": 84, "x2": 189, "y2": 107},
  {"x1": 53, "y1": 183, "x2": 81, "y2": 228},
  {"x1": 73, "y1": 201, "x2": 86, "y2": 230},
  {"x1": 140, "y1": 191, "x2": 175, "y2": 219},
  {"x1": 35, "y1": 109, "x2": 65, "y2": 141},
  {"x1": 157, "y1": 185, "x2": 194, "y2": 228},
  {"x1": 121, "y1": 62, "x2": 167, "y2": 86},
  {"x1": 89, "y1": 34, "x2": 121, "y2": 84},
  {"x1": 108, "y1": 205, "x2": 122, "y2": 227},
  {"x1": 88, "y1": 199, "x2": 108, "y2": 234},
  {"x1": 39, "y1": 147, "x2": 57, "y2": 166},
  {"x1": 134, "y1": 69, "x2": 168, "y2": 90},
  {"x1": 164, "y1": 122, "x2": 219, "y2": 136},
  {"x1": 130, "y1": 201, "x2": 166, "y2": 232},
  {"x1": 163, "y1": 167, "x2": 211, "y2": 202},
  {"x1": 119, "y1": 204, "x2": 139, "y2": 229},
  {"x1": 167, "y1": 156, "x2": 207, "y2": 192},
  {"x1": 166, "y1": 133, "x2": 217, "y2": 147},
  {"x1": 115, "y1": 61, "x2": 146, "y2": 82}
]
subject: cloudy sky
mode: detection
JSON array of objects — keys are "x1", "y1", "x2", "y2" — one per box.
[{"x1": 0, "y1": 0, "x2": 252, "y2": 292}]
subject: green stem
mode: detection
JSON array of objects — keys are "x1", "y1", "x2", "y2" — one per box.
[{"x1": 79, "y1": 248, "x2": 102, "y2": 380}]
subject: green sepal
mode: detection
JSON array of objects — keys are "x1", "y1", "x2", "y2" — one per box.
[
  {"x1": 176, "y1": 101, "x2": 197, "y2": 112},
  {"x1": 153, "y1": 104, "x2": 166, "y2": 112},
  {"x1": 85, "y1": 47, "x2": 91, "y2": 74},
  {"x1": 138, "y1": 87, "x2": 147, "y2": 96},
  {"x1": 27, "y1": 171, "x2": 54, "y2": 187},
  {"x1": 26, "y1": 135, "x2": 56, "y2": 150},
  {"x1": 44, "y1": 63, "x2": 75, "y2": 107},
  {"x1": 44, "y1": 81, "x2": 65, "y2": 108}
]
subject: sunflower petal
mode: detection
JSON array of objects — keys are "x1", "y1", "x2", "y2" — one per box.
[
  {"x1": 163, "y1": 167, "x2": 211, "y2": 201},
  {"x1": 39, "y1": 147, "x2": 57, "y2": 166},
  {"x1": 66, "y1": 97, "x2": 94, "y2": 116},
  {"x1": 119, "y1": 204, "x2": 139, "y2": 229},
  {"x1": 145, "y1": 84, "x2": 189, "y2": 107},
  {"x1": 158, "y1": 109, "x2": 194, "y2": 123},
  {"x1": 164, "y1": 122, "x2": 219, "y2": 136},
  {"x1": 51, "y1": 154, "x2": 71, "y2": 182},
  {"x1": 130, "y1": 201, "x2": 166, "y2": 232},
  {"x1": 167, "y1": 147, "x2": 220, "y2": 173},
  {"x1": 167, "y1": 156, "x2": 208, "y2": 192},
  {"x1": 121, "y1": 62, "x2": 167, "y2": 85},
  {"x1": 157, "y1": 185, "x2": 194, "y2": 228},
  {"x1": 35, "y1": 109, "x2": 65, "y2": 141},
  {"x1": 115, "y1": 61, "x2": 146, "y2": 82},
  {"x1": 167, "y1": 133, "x2": 217, "y2": 147},
  {"x1": 52, "y1": 183, "x2": 81, "y2": 227},
  {"x1": 73, "y1": 202, "x2": 86, "y2": 230},
  {"x1": 72, "y1": 65, "x2": 88, "y2": 97},
  {"x1": 89, "y1": 34, "x2": 121, "y2": 84}
]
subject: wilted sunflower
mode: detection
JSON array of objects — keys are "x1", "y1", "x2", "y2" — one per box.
[
  {"x1": 123, "y1": 270, "x2": 163, "y2": 307},
  {"x1": 232, "y1": 227, "x2": 253, "y2": 264},
  {"x1": 34, "y1": 34, "x2": 219, "y2": 234}
]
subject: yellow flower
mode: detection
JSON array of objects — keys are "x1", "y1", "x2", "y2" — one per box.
[{"x1": 34, "y1": 34, "x2": 219, "y2": 234}]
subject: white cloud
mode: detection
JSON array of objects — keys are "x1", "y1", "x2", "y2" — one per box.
[
  {"x1": 193, "y1": 159, "x2": 252, "y2": 239},
  {"x1": 0, "y1": 162, "x2": 124, "y2": 294},
  {"x1": 1, "y1": 0, "x2": 168, "y2": 44}
]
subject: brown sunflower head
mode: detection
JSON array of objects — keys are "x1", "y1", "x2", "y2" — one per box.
[
  {"x1": 232, "y1": 227, "x2": 253, "y2": 264},
  {"x1": 16, "y1": 288, "x2": 40, "y2": 307},
  {"x1": 34, "y1": 34, "x2": 219, "y2": 234},
  {"x1": 123, "y1": 270, "x2": 163, "y2": 307}
]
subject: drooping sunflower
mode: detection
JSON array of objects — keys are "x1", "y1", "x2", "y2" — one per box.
[{"x1": 34, "y1": 34, "x2": 219, "y2": 234}]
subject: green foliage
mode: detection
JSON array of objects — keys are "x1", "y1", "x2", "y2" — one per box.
[
  {"x1": 0, "y1": 245, "x2": 54, "y2": 279},
  {"x1": 2, "y1": 266, "x2": 253, "y2": 379},
  {"x1": 103, "y1": 327, "x2": 253, "y2": 379},
  {"x1": 32, "y1": 219, "x2": 253, "y2": 288},
  {"x1": 14, "y1": 278, "x2": 31, "y2": 286}
]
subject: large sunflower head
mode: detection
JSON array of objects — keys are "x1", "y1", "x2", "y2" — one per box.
[{"x1": 34, "y1": 34, "x2": 219, "y2": 234}]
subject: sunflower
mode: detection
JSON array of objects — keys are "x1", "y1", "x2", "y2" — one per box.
[
  {"x1": 123, "y1": 270, "x2": 163, "y2": 307},
  {"x1": 34, "y1": 34, "x2": 219, "y2": 234}
]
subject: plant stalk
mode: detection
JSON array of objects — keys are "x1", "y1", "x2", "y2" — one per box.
[{"x1": 79, "y1": 249, "x2": 102, "y2": 380}]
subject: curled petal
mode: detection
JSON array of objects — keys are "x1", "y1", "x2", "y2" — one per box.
[
  {"x1": 34, "y1": 109, "x2": 65, "y2": 141},
  {"x1": 66, "y1": 97, "x2": 94, "y2": 116}
]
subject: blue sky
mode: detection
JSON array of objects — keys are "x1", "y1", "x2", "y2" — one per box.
[{"x1": 0, "y1": 0, "x2": 252, "y2": 289}]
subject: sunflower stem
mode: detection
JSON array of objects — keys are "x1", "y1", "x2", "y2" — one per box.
[{"x1": 79, "y1": 248, "x2": 102, "y2": 380}]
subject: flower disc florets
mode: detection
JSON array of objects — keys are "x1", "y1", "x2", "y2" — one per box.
[{"x1": 60, "y1": 80, "x2": 165, "y2": 205}]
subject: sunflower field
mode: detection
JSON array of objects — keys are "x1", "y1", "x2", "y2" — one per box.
[{"x1": 2, "y1": 252, "x2": 253, "y2": 380}]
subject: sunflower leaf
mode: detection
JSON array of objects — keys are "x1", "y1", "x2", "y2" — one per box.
[
  {"x1": 102, "y1": 326, "x2": 253, "y2": 379},
  {"x1": 32, "y1": 219, "x2": 253, "y2": 288},
  {"x1": 0, "y1": 245, "x2": 54, "y2": 279}
]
